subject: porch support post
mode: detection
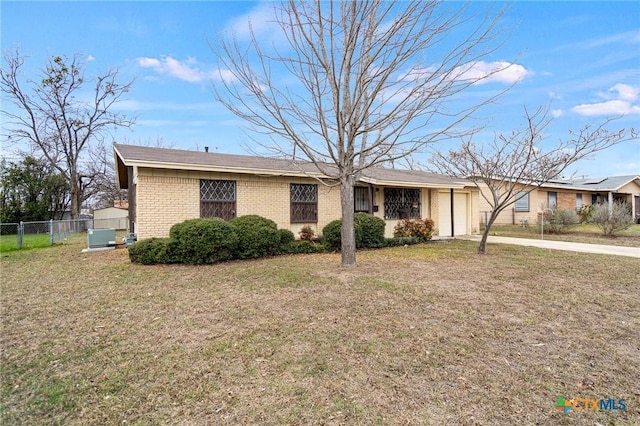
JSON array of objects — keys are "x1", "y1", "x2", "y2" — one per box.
[
  {"x1": 450, "y1": 188, "x2": 455, "y2": 237},
  {"x1": 608, "y1": 191, "x2": 614, "y2": 214},
  {"x1": 368, "y1": 184, "x2": 374, "y2": 215}
]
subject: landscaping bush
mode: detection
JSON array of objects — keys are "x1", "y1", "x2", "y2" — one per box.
[
  {"x1": 283, "y1": 240, "x2": 326, "y2": 254},
  {"x1": 577, "y1": 204, "x2": 593, "y2": 223},
  {"x1": 541, "y1": 208, "x2": 579, "y2": 234},
  {"x1": 298, "y1": 224, "x2": 316, "y2": 241},
  {"x1": 276, "y1": 228, "x2": 295, "y2": 246},
  {"x1": 230, "y1": 215, "x2": 280, "y2": 259},
  {"x1": 592, "y1": 202, "x2": 634, "y2": 236},
  {"x1": 393, "y1": 218, "x2": 435, "y2": 242},
  {"x1": 354, "y1": 212, "x2": 386, "y2": 248},
  {"x1": 322, "y1": 213, "x2": 386, "y2": 250},
  {"x1": 169, "y1": 218, "x2": 238, "y2": 264},
  {"x1": 128, "y1": 238, "x2": 173, "y2": 265},
  {"x1": 322, "y1": 219, "x2": 342, "y2": 250},
  {"x1": 385, "y1": 236, "x2": 420, "y2": 247}
]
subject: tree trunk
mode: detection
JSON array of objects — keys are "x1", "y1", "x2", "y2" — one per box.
[
  {"x1": 478, "y1": 212, "x2": 499, "y2": 254},
  {"x1": 478, "y1": 226, "x2": 490, "y2": 254},
  {"x1": 340, "y1": 179, "x2": 357, "y2": 268},
  {"x1": 70, "y1": 171, "x2": 81, "y2": 219}
]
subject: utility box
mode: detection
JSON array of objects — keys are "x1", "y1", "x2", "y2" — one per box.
[{"x1": 87, "y1": 228, "x2": 116, "y2": 248}]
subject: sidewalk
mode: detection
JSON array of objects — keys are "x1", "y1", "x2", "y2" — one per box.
[{"x1": 458, "y1": 235, "x2": 640, "y2": 258}]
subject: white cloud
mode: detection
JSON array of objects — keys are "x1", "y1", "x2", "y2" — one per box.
[
  {"x1": 452, "y1": 61, "x2": 531, "y2": 85},
  {"x1": 572, "y1": 83, "x2": 640, "y2": 116},
  {"x1": 609, "y1": 83, "x2": 640, "y2": 101},
  {"x1": 137, "y1": 56, "x2": 206, "y2": 83},
  {"x1": 137, "y1": 56, "x2": 236, "y2": 83},
  {"x1": 551, "y1": 109, "x2": 564, "y2": 118},
  {"x1": 572, "y1": 100, "x2": 640, "y2": 116},
  {"x1": 87, "y1": 55, "x2": 95, "y2": 62},
  {"x1": 224, "y1": 2, "x2": 279, "y2": 41}
]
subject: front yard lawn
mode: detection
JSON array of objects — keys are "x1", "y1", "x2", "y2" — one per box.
[{"x1": 1, "y1": 237, "x2": 638, "y2": 424}]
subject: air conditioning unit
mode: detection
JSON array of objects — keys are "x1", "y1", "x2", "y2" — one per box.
[{"x1": 87, "y1": 228, "x2": 116, "y2": 248}]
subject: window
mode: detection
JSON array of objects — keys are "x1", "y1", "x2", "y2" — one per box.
[
  {"x1": 200, "y1": 180, "x2": 236, "y2": 220},
  {"x1": 576, "y1": 193, "x2": 583, "y2": 209},
  {"x1": 354, "y1": 187, "x2": 370, "y2": 212},
  {"x1": 548, "y1": 191, "x2": 557, "y2": 208},
  {"x1": 514, "y1": 191, "x2": 530, "y2": 212},
  {"x1": 383, "y1": 188, "x2": 420, "y2": 220},
  {"x1": 290, "y1": 184, "x2": 317, "y2": 223}
]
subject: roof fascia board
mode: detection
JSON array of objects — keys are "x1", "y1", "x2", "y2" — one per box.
[
  {"x1": 359, "y1": 176, "x2": 467, "y2": 189},
  {"x1": 478, "y1": 175, "x2": 640, "y2": 193},
  {"x1": 123, "y1": 158, "x2": 330, "y2": 179}
]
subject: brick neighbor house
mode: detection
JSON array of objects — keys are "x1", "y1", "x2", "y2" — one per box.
[
  {"x1": 476, "y1": 175, "x2": 640, "y2": 226},
  {"x1": 113, "y1": 143, "x2": 481, "y2": 240}
]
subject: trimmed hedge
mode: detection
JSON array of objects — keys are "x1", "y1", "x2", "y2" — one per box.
[
  {"x1": 276, "y1": 228, "x2": 296, "y2": 247},
  {"x1": 283, "y1": 240, "x2": 326, "y2": 254},
  {"x1": 168, "y1": 218, "x2": 238, "y2": 264},
  {"x1": 230, "y1": 215, "x2": 280, "y2": 259},
  {"x1": 129, "y1": 213, "x2": 431, "y2": 265},
  {"x1": 385, "y1": 236, "x2": 420, "y2": 247},
  {"x1": 322, "y1": 213, "x2": 386, "y2": 250},
  {"x1": 128, "y1": 238, "x2": 173, "y2": 265},
  {"x1": 322, "y1": 219, "x2": 342, "y2": 250}
]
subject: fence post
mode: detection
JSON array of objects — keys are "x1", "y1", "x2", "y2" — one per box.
[
  {"x1": 18, "y1": 221, "x2": 24, "y2": 249},
  {"x1": 50, "y1": 219, "x2": 54, "y2": 245}
]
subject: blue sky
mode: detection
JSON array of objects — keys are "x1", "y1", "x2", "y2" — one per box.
[{"x1": 1, "y1": 1, "x2": 639, "y2": 177}]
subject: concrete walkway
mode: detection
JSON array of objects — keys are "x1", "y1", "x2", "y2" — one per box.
[{"x1": 458, "y1": 235, "x2": 640, "y2": 258}]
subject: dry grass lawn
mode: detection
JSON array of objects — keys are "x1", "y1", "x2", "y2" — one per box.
[
  {"x1": 1, "y1": 236, "x2": 639, "y2": 425},
  {"x1": 489, "y1": 224, "x2": 640, "y2": 247}
]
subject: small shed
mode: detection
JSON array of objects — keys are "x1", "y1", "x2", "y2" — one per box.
[{"x1": 93, "y1": 206, "x2": 129, "y2": 230}]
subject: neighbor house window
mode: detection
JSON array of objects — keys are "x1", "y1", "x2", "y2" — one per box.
[
  {"x1": 290, "y1": 183, "x2": 317, "y2": 223},
  {"x1": 354, "y1": 186, "x2": 370, "y2": 212},
  {"x1": 384, "y1": 188, "x2": 420, "y2": 220},
  {"x1": 576, "y1": 193, "x2": 583, "y2": 209},
  {"x1": 200, "y1": 179, "x2": 236, "y2": 220},
  {"x1": 548, "y1": 191, "x2": 557, "y2": 208},
  {"x1": 514, "y1": 191, "x2": 530, "y2": 212}
]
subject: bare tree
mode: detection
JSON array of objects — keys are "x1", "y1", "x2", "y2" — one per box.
[
  {"x1": 1, "y1": 50, "x2": 135, "y2": 218},
  {"x1": 430, "y1": 106, "x2": 636, "y2": 254},
  {"x1": 215, "y1": 0, "x2": 512, "y2": 267},
  {"x1": 84, "y1": 144, "x2": 127, "y2": 210}
]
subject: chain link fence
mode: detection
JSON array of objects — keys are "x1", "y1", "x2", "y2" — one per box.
[{"x1": 0, "y1": 217, "x2": 129, "y2": 251}]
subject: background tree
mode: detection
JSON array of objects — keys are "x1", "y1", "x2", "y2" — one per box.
[
  {"x1": 429, "y1": 106, "x2": 636, "y2": 254},
  {"x1": 215, "y1": 0, "x2": 511, "y2": 267},
  {"x1": 85, "y1": 144, "x2": 128, "y2": 209},
  {"x1": 0, "y1": 51, "x2": 135, "y2": 219},
  {"x1": 0, "y1": 156, "x2": 69, "y2": 222}
]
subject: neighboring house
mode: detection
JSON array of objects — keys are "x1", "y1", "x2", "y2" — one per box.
[
  {"x1": 477, "y1": 175, "x2": 640, "y2": 226},
  {"x1": 113, "y1": 144, "x2": 481, "y2": 240},
  {"x1": 93, "y1": 206, "x2": 129, "y2": 230}
]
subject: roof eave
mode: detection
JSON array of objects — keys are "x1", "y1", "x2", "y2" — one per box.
[
  {"x1": 359, "y1": 176, "x2": 468, "y2": 189},
  {"x1": 121, "y1": 158, "x2": 332, "y2": 180}
]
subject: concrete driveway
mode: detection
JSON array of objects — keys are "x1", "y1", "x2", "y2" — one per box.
[{"x1": 459, "y1": 235, "x2": 640, "y2": 258}]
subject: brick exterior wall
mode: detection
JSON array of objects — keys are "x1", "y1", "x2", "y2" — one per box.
[
  {"x1": 557, "y1": 191, "x2": 576, "y2": 210},
  {"x1": 133, "y1": 166, "x2": 480, "y2": 239},
  {"x1": 134, "y1": 167, "x2": 343, "y2": 239}
]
